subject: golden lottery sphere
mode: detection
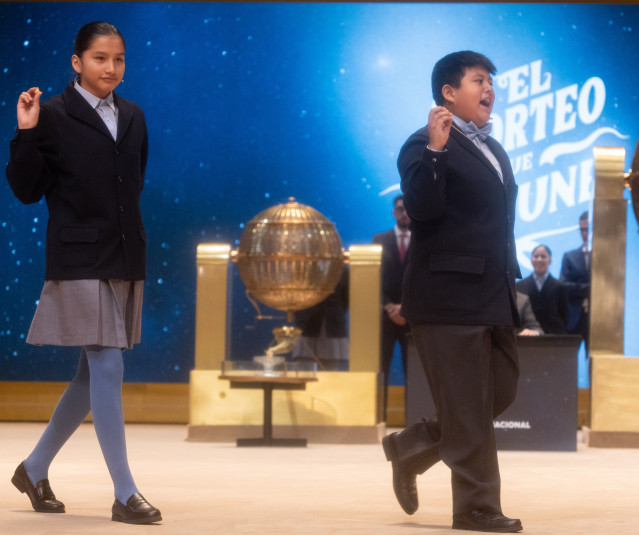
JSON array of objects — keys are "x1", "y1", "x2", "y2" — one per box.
[{"x1": 235, "y1": 198, "x2": 345, "y2": 318}]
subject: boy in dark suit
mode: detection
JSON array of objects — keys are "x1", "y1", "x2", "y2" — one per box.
[{"x1": 382, "y1": 51, "x2": 522, "y2": 533}]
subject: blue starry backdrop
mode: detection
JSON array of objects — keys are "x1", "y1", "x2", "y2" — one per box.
[{"x1": 1, "y1": 2, "x2": 639, "y2": 385}]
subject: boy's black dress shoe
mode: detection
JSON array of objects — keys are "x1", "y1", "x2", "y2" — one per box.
[
  {"x1": 382, "y1": 433, "x2": 419, "y2": 515},
  {"x1": 452, "y1": 511, "x2": 523, "y2": 532},
  {"x1": 11, "y1": 462, "x2": 65, "y2": 513},
  {"x1": 112, "y1": 493, "x2": 162, "y2": 524}
]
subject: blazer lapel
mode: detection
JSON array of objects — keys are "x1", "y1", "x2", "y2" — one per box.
[
  {"x1": 450, "y1": 127, "x2": 504, "y2": 184},
  {"x1": 486, "y1": 136, "x2": 515, "y2": 186},
  {"x1": 113, "y1": 92, "x2": 134, "y2": 145},
  {"x1": 63, "y1": 83, "x2": 114, "y2": 142}
]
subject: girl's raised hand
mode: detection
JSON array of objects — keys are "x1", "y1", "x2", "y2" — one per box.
[{"x1": 17, "y1": 87, "x2": 42, "y2": 130}]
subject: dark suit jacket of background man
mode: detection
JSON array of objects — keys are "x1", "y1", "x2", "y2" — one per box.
[
  {"x1": 516, "y1": 274, "x2": 570, "y2": 334},
  {"x1": 396, "y1": 124, "x2": 521, "y2": 514},
  {"x1": 559, "y1": 247, "x2": 590, "y2": 339},
  {"x1": 6, "y1": 83, "x2": 148, "y2": 282},
  {"x1": 372, "y1": 229, "x2": 410, "y2": 408}
]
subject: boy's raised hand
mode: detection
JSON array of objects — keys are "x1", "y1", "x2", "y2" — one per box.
[{"x1": 427, "y1": 106, "x2": 453, "y2": 151}]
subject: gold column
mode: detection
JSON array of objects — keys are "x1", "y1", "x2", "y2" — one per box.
[
  {"x1": 589, "y1": 147, "x2": 639, "y2": 446},
  {"x1": 590, "y1": 147, "x2": 627, "y2": 355},
  {"x1": 347, "y1": 245, "x2": 382, "y2": 372},
  {"x1": 194, "y1": 244, "x2": 231, "y2": 370}
]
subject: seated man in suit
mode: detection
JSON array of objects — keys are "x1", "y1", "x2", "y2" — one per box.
[
  {"x1": 372, "y1": 194, "x2": 411, "y2": 420},
  {"x1": 382, "y1": 51, "x2": 522, "y2": 533},
  {"x1": 516, "y1": 292, "x2": 543, "y2": 336},
  {"x1": 516, "y1": 245, "x2": 570, "y2": 334}
]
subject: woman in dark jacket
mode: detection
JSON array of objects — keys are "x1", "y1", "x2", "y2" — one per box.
[{"x1": 516, "y1": 245, "x2": 570, "y2": 334}]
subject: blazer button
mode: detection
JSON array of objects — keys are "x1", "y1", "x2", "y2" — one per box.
[
  {"x1": 122, "y1": 233, "x2": 126, "y2": 241},
  {"x1": 117, "y1": 176, "x2": 123, "y2": 182},
  {"x1": 120, "y1": 205, "x2": 124, "y2": 213}
]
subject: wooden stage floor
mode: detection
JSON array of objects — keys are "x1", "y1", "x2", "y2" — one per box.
[{"x1": 2, "y1": 422, "x2": 638, "y2": 534}]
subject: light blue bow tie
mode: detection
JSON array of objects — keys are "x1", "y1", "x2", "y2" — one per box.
[{"x1": 463, "y1": 121, "x2": 492, "y2": 142}]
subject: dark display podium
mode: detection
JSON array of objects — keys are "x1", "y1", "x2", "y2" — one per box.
[
  {"x1": 219, "y1": 375, "x2": 318, "y2": 447},
  {"x1": 405, "y1": 334, "x2": 582, "y2": 451}
]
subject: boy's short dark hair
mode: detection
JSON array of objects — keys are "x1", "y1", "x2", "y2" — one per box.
[{"x1": 431, "y1": 51, "x2": 497, "y2": 105}]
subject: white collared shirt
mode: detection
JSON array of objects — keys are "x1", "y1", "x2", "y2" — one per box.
[
  {"x1": 74, "y1": 80, "x2": 118, "y2": 139},
  {"x1": 533, "y1": 272, "x2": 548, "y2": 292},
  {"x1": 452, "y1": 116, "x2": 503, "y2": 181},
  {"x1": 394, "y1": 225, "x2": 410, "y2": 251}
]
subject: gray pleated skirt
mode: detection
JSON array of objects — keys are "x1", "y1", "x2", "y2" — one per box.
[{"x1": 27, "y1": 279, "x2": 144, "y2": 349}]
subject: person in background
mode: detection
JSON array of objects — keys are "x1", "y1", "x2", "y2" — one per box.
[
  {"x1": 560, "y1": 211, "x2": 591, "y2": 352},
  {"x1": 292, "y1": 268, "x2": 349, "y2": 371},
  {"x1": 517, "y1": 245, "x2": 570, "y2": 334},
  {"x1": 372, "y1": 194, "x2": 411, "y2": 419},
  {"x1": 6, "y1": 22, "x2": 161, "y2": 524},
  {"x1": 516, "y1": 292, "x2": 543, "y2": 336}
]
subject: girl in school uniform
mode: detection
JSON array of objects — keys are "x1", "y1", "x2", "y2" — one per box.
[{"x1": 6, "y1": 21, "x2": 161, "y2": 525}]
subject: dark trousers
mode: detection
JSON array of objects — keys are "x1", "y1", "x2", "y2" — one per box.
[
  {"x1": 381, "y1": 318, "x2": 410, "y2": 419},
  {"x1": 393, "y1": 323, "x2": 519, "y2": 514}
]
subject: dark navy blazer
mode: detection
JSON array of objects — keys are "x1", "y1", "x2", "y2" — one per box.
[
  {"x1": 398, "y1": 126, "x2": 520, "y2": 326},
  {"x1": 6, "y1": 83, "x2": 148, "y2": 281}
]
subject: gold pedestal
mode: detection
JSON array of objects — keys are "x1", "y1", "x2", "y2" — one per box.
[{"x1": 188, "y1": 244, "x2": 384, "y2": 443}]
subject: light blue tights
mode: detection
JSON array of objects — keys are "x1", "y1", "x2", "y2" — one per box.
[{"x1": 23, "y1": 346, "x2": 138, "y2": 504}]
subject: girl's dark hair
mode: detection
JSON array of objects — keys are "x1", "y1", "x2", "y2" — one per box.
[{"x1": 73, "y1": 21, "x2": 125, "y2": 57}]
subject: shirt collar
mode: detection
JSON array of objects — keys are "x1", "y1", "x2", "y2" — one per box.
[
  {"x1": 394, "y1": 225, "x2": 410, "y2": 238},
  {"x1": 74, "y1": 80, "x2": 116, "y2": 112},
  {"x1": 452, "y1": 115, "x2": 469, "y2": 131},
  {"x1": 533, "y1": 272, "x2": 549, "y2": 283}
]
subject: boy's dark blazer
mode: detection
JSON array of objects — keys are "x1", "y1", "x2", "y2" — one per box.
[
  {"x1": 6, "y1": 83, "x2": 148, "y2": 281},
  {"x1": 516, "y1": 274, "x2": 570, "y2": 334},
  {"x1": 398, "y1": 125, "x2": 521, "y2": 327}
]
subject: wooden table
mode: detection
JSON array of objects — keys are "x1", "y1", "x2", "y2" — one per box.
[{"x1": 219, "y1": 375, "x2": 318, "y2": 447}]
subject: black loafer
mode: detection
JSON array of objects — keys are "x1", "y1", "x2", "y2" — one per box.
[
  {"x1": 382, "y1": 433, "x2": 418, "y2": 515},
  {"x1": 452, "y1": 511, "x2": 523, "y2": 533},
  {"x1": 112, "y1": 493, "x2": 162, "y2": 524},
  {"x1": 11, "y1": 462, "x2": 65, "y2": 513}
]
